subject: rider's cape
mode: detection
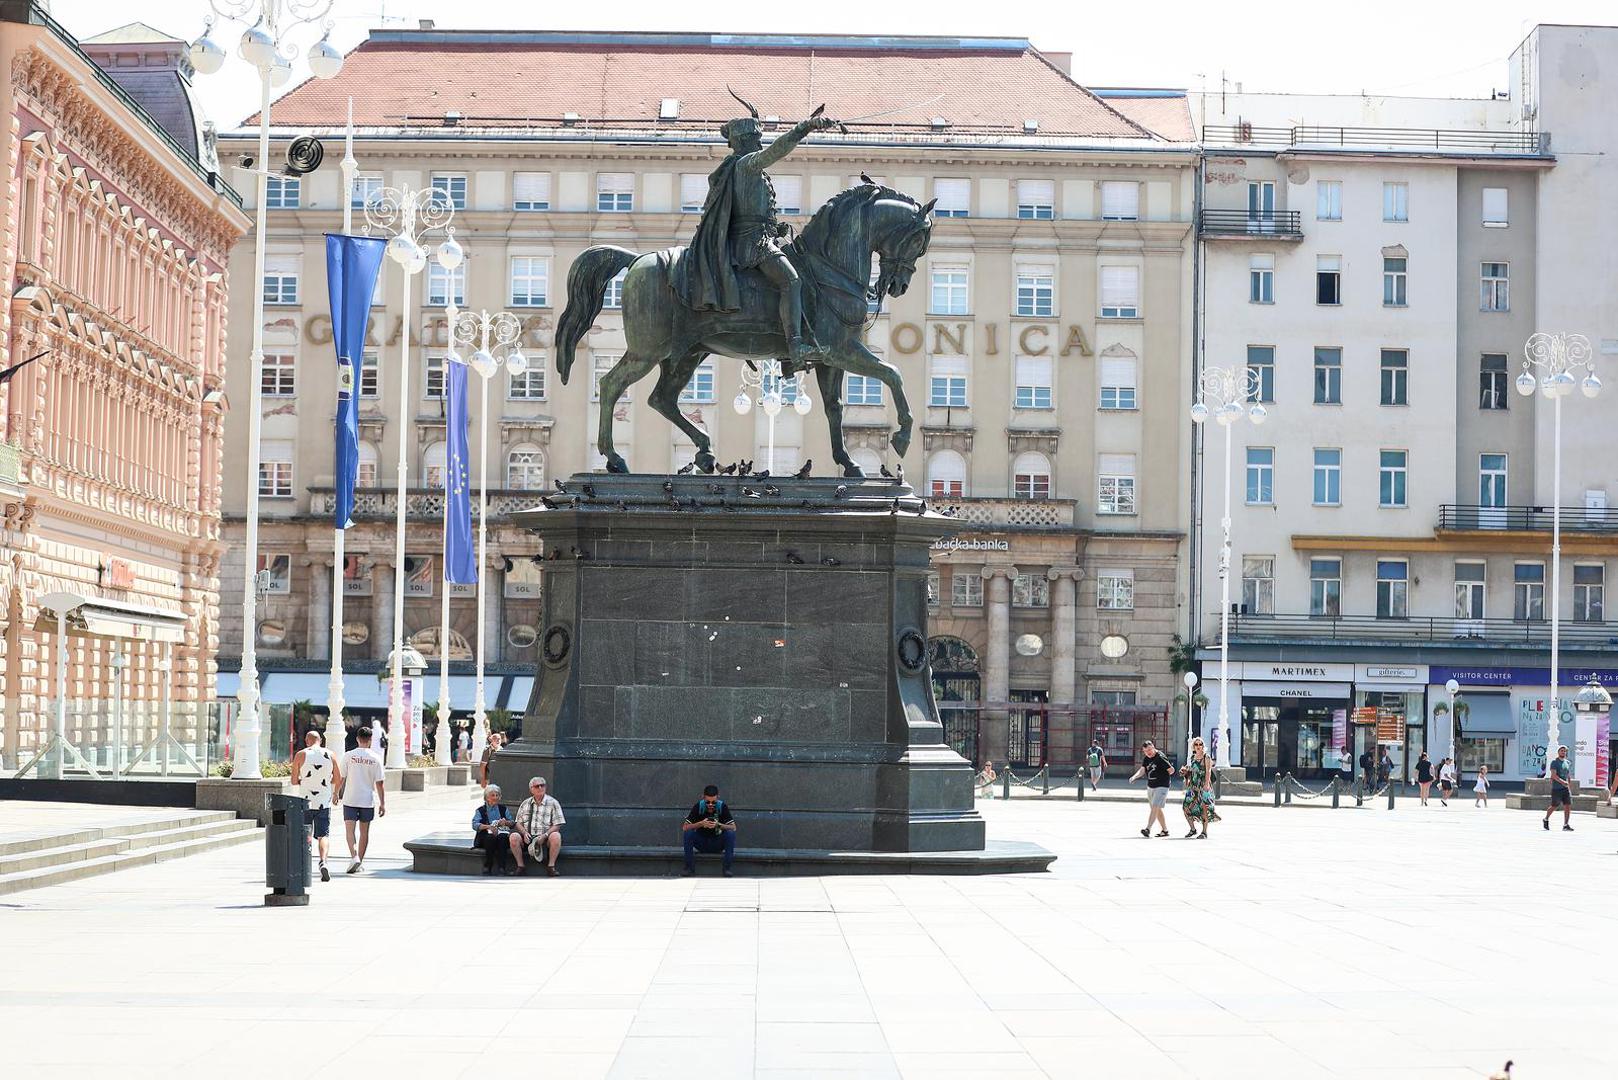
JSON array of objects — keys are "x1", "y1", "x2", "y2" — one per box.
[{"x1": 672, "y1": 154, "x2": 743, "y2": 313}]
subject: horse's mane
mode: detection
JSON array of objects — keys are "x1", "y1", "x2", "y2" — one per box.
[{"x1": 794, "y1": 183, "x2": 920, "y2": 255}]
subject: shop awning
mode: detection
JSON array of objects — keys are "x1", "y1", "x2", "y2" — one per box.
[
  {"x1": 1459, "y1": 693, "x2": 1515, "y2": 735},
  {"x1": 33, "y1": 590, "x2": 187, "y2": 644}
]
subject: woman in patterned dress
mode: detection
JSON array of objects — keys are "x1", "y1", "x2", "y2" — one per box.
[{"x1": 1181, "y1": 736, "x2": 1217, "y2": 839}]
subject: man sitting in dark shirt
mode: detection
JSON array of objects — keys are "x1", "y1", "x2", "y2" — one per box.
[{"x1": 681, "y1": 784, "x2": 737, "y2": 877}]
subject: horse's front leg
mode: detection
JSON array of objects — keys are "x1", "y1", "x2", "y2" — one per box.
[
  {"x1": 815, "y1": 365, "x2": 861, "y2": 478},
  {"x1": 825, "y1": 341, "x2": 911, "y2": 460}
]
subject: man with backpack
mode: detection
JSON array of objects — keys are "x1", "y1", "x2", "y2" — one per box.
[
  {"x1": 1086, "y1": 740, "x2": 1108, "y2": 791},
  {"x1": 681, "y1": 784, "x2": 737, "y2": 877}
]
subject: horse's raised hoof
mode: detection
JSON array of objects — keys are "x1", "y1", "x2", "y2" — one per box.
[
  {"x1": 890, "y1": 430, "x2": 911, "y2": 458},
  {"x1": 605, "y1": 454, "x2": 630, "y2": 474},
  {"x1": 695, "y1": 450, "x2": 717, "y2": 474},
  {"x1": 841, "y1": 462, "x2": 866, "y2": 479}
]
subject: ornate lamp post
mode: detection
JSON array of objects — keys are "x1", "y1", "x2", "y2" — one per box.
[
  {"x1": 732, "y1": 358, "x2": 812, "y2": 471},
  {"x1": 1516, "y1": 331, "x2": 1600, "y2": 761},
  {"x1": 362, "y1": 186, "x2": 461, "y2": 767},
  {"x1": 190, "y1": 1, "x2": 343, "y2": 779},
  {"x1": 323, "y1": 101, "x2": 359, "y2": 758},
  {"x1": 1190, "y1": 363, "x2": 1268, "y2": 770},
  {"x1": 1445, "y1": 677, "x2": 1460, "y2": 767},
  {"x1": 445, "y1": 308, "x2": 526, "y2": 767}
]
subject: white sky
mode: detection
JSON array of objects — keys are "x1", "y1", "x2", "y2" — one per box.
[{"x1": 58, "y1": 0, "x2": 1618, "y2": 130}]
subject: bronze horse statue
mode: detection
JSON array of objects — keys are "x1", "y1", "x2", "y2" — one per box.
[{"x1": 554, "y1": 184, "x2": 936, "y2": 476}]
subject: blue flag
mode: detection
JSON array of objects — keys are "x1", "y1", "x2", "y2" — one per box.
[
  {"x1": 444, "y1": 356, "x2": 478, "y2": 584},
  {"x1": 325, "y1": 233, "x2": 386, "y2": 529}
]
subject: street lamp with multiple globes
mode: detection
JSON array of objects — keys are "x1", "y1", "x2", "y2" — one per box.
[
  {"x1": 1516, "y1": 331, "x2": 1600, "y2": 762},
  {"x1": 1190, "y1": 363, "x2": 1268, "y2": 770},
  {"x1": 362, "y1": 185, "x2": 462, "y2": 767},
  {"x1": 190, "y1": 0, "x2": 343, "y2": 780},
  {"x1": 732, "y1": 358, "x2": 812, "y2": 471},
  {"x1": 446, "y1": 307, "x2": 527, "y2": 768},
  {"x1": 1445, "y1": 677, "x2": 1460, "y2": 767}
]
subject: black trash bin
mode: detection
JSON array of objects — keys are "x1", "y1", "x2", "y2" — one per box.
[{"x1": 265, "y1": 792, "x2": 311, "y2": 907}]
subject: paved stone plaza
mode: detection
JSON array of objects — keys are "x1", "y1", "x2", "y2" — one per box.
[{"x1": 1, "y1": 788, "x2": 1610, "y2": 1079}]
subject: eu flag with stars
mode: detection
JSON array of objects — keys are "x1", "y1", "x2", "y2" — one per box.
[
  {"x1": 325, "y1": 233, "x2": 386, "y2": 529},
  {"x1": 444, "y1": 355, "x2": 478, "y2": 584}
]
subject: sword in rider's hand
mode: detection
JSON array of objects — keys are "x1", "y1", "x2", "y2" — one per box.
[{"x1": 828, "y1": 93, "x2": 948, "y2": 134}]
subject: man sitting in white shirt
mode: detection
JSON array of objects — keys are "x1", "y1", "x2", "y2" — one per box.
[{"x1": 514, "y1": 776, "x2": 565, "y2": 877}]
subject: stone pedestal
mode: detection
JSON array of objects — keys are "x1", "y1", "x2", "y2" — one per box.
[{"x1": 491, "y1": 474, "x2": 995, "y2": 857}]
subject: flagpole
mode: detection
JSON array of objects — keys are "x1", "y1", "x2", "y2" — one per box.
[
  {"x1": 435, "y1": 303, "x2": 457, "y2": 767},
  {"x1": 325, "y1": 97, "x2": 357, "y2": 757}
]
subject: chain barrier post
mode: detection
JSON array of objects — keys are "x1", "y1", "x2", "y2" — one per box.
[
  {"x1": 1002, "y1": 768, "x2": 1011, "y2": 801},
  {"x1": 1284, "y1": 773, "x2": 1293, "y2": 805},
  {"x1": 1331, "y1": 775, "x2": 1340, "y2": 809},
  {"x1": 1076, "y1": 768, "x2": 1085, "y2": 801},
  {"x1": 1355, "y1": 778, "x2": 1363, "y2": 807},
  {"x1": 1042, "y1": 765, "x2": 1050, "y2": 796},
  {"x1": 1273, "y1": 776, "x2": 1281, "y2": 807},
  {"x1": 1387, "y1": 779, "x2": 1396, "y2": 810}
]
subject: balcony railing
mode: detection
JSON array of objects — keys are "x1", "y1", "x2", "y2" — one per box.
[
  {"x1": 307, "y1": 486, "x2": 545, "y2": 520},
  {"x1": 1202, "y1": 124, "x2": 1547, "y2": 155},
  {"x1": 1438, "y1": 503, "x2": 1618, "y2": 533},
  {"x1": 928, "y1": 497, "x2": 1076, "y2": 529},
  {"x1": 1199, "y1": 208, "x2": 1303, "y2": 238},
  {"x1": 1218, "y1": 612, "x2": 1618, "y2": 648}
]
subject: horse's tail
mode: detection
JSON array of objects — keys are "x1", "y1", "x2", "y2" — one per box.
[{"x1": 556, "y1": 246, "x2": 638, "y2": 384}]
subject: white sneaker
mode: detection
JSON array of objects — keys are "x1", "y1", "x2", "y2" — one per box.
[
  {"x1": 320, "y1": 863, "x2": 331, "y2": 882},
  {"x1": 346, "y1": 859, "x2": 361, "y2": 875}
]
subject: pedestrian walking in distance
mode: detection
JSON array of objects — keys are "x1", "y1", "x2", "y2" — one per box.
[
  {"x1": 291, "y1": 729, "x2": 341, "y2": 882},
  {"x1": 1086, "y1": 739, "x2": 1107, "y2": 791},
  {"x1": 1474, "y1": 763, "x2": 1490, "y2": 807},
  {"x1": 337, "y1": 725, "x2": 387, "y2": 874},
  {"x1": 1415, "y1": 751, "x2": 1434, "y2": 806},
  {"x1": 1180, "y1": 736, "x2": 1218, "y2": 839},
  {"x1": 1438, "y1": 757, "x2": 1456, "y2": 805},
  {"x1": 1543, "y1": 745, "x2": 1574, "y2": 831},
  {"x1": 1129, "y1": 740, "x2": 1173, "y2": 837}
]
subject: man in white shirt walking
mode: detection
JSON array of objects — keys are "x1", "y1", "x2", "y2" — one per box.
[
  {"x1": 291, "y1": 729, "x2": 342, "y2": 881},
  {"x1": 337, "y1": 725, "x2": 387, "y2": 874}
]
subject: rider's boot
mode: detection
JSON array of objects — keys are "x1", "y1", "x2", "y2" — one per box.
[{"x1": 779, "y1": 276, "x2": 823, "y2": 362}]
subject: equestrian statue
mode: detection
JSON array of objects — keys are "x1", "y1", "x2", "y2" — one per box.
[{"x1": 554, "y1": 90, "x2": 936, "y2": 477}]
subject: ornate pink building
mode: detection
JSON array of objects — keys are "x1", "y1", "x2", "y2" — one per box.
[{"x1": 0, "y1": 7, "x2": 248, "y2": 769}]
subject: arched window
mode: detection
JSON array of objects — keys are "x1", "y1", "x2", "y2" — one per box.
[
  {"x1": 1012, "y1": 451, "x2": 1052, "y2": 500},
  {"x1": 851, "y1": 448, "x2": 883, "y2": 478},
  {"x1": 506, "y1": 444, "x2": 546, "y2": 490},
  {"x1": 422, "y1": 441, "x2": 446, "y2": 489},
  {"x1": 357, "y1": 442, "x2": 379, "y2": 486},
  {"x1": 927, "y1": 449, "x2": 967, "y2": 498}
]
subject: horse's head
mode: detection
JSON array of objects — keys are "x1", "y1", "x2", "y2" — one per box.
[{"x1": 871, "y1": 196, "x2": 935, "y2": 302}]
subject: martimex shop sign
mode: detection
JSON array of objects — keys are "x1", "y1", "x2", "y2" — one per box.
[{"x1": 1230, "y1": 661, "x2": 1354, "y2": 682}]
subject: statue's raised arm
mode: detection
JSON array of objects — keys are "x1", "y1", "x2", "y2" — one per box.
[{"x1": 743, "y1": 112, "x2": 840, "y2": 173}]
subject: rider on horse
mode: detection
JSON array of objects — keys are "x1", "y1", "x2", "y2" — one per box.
[{"x1": 671, "y1": 91, "x2": 840, "y2": 366}]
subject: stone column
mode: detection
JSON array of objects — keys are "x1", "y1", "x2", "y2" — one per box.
[
  {"x1": 484, "y1": 556, "x2": 504, "y2": 665},
  {"x1": 1047, "y1": 567, "x2": 1081, "y2": 766},
  {"x1": 306, "y1": 556, "x2": 332, "y2": 662},
  {"x1": 371, "y1": 558, "x2": 395, "y2": 662},
  {"x1": 980, "y1": 563, "x2": 1017, "y2": 767}
]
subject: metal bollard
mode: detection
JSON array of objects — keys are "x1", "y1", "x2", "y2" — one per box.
[
  {"x1": 1042, "y1": 765, "x2": 1050, "y2": 796},
  {"x1": 1331, "y1": 776, "x2": 1340, "y2": 809},
  {"x1": 1387, "y1": 781, "x2": 1396, "y2": 810},
  {"x1": 1002, "y1": 768, "x2": 1011, "y2": 801},
  {"x1": 1273, "y1": 776, "x2": 1282, "y2": 807},
  {"x1": 1355, "y1": 779, "x2": 1363, "y2": 807},
  {"x1": 1076, "y1": 769, "x2": 1085, "y2": 801},
  {"x1": 1284, "y1": 773, "x2": 1293, "y2": 804}
]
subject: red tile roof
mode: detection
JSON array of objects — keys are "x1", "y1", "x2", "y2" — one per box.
[
  {"x1": 1094, "y1": 94, "x2": 1195, "y2": 142},
  {"x1": 252, "y1": 31, "x2": 1161, "y2": 142}
]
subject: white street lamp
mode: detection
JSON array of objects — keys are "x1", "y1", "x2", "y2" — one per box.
[
  {"x1": 362, "y1": 185, "x2": 459, "y2": 768},
  {"x1": 1191, "y1": 362, "x2": 1268, "y2": 771},
  {"x1": 1518, "y1": 331, "x2": 1598, "y2": 763},
  {"x1": 323, "y1": 99, "x2": 359, "y2": 759},
  {"x1": 732, "y1": 358, "x2": 812, "y2": 472},
  {"x1": 1182, "y1": 669, "x2": 1199, "y2": 765},
  {"x1": 1444, "y1": 677, "x2": 1460, "y2": 767},
  {"x1": 193, "y1": 0, "x2": 343, "y2": 780},
  {"x1": 448, "y1": 308, "x2": 524, "y2": 768}
]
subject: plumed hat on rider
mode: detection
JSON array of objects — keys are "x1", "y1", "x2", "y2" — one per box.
[{"x1": 721, "y1": 86, "x2": 762, "y2": 149}]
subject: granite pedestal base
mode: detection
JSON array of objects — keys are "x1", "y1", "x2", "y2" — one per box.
[{"x1": 481, "y1": 474, "x2": 1019, "y2": 865}]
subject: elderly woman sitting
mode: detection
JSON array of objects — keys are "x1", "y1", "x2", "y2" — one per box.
[
  {"x1": 471, "y1": 784, "x2": 519, "y2": 875},
  {"x1": 514, "y1": 776, "x2": 565, "y2": 877}
]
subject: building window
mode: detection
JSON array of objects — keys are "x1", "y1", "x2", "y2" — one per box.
[
  {"x1": 602, "y1": 270, "x2": 627, "y2": 310},
  {"x1": 261, "y1": 352, "x2": 296, "y2": 397},
  {"x1": 429, "y1": 173, "x2": 467, "y2": 211},
  {"x1": 257, "y1": 553, "x2": 292, "y2": 593},
  {"x1": 866, "y1": 265, "x2": 883, "y2": 315},
  {"x1": 1245, "y1": 345, "x2": 1275, "y2": 403},
  {"x1": 1098, "y1": 454, "x2": 1136, "y2": 515},
  {"x1": 933, "y1": 177, "x2": 970, "y2": 217},
  {"x1": 423, "y1": 355, "x2": 447, "y2": 399},
  {"x1": 927, "y1": 449, "x2": 967, "y2": 498},
  {"x1": 1382, "y1": 256, "x2": 1408, "y2": 307},
  {"x1": 506, "y1": 445, "x2": 546, "y2": 490},
  {"x1": 1482, "y1": 186, "x2": 1508, "y2": 227},
  {"x1": 1092, "y1": 690, "x2": 1137, "y2": 707},
  {"x1": 1245, "y1": 447, "x2": 1274, "y2": 505},
  {"x1": 1376, "y1": 560, "x2": 1409, "y2": 618},
  {"x1": 927, "y1": 571, "x2": 940, "y2": 607},
  {"x1": 1316, "y1": 255, "x2": 1341, "y2": 305},
  {"x1": 1383, "y1": 181, "x2": 1409, "y2": 222},
  {"x1": 1515, "y1": 563, "x2": 1546, "y2": 621},
  {"x1": 1575, "y1": 565, "x2": 1605, "y2": 623},
  {"x1": 679, "y1": 360, "x2": 716, "y2": 404},
  {"x1": 1380, "y1": 349, "x2": 1408, "y2": 406},
  {"x1": 590, "y1": 353, "x2": 619, "y2": 402},
  {"x1": 1481, "y1": 262, "x2": 1509, "y2": 311},
  {"x1": 1013, "y1": 574, "x2": 1050, "y2": 608},
  {"x1": 929, "y1": 265, "x2": 969, "y2": 315},
  {"x1": 352, "y1": 173, "x2": 384, "y2": 210},
  {"x1": 426, "y1": 261, "x2": 465, "y2": 307},
  {"x1": 596, "y1": 172, "x2": 634, "y2": 212},
  {"x1": 420, "y1": 442, "x2": 447, "y2": 488},
  {"x1": 1379, "y1": 450, "x2": 1408, "y2": 508},
  {"x1": 1480, "y1": 453, "x2": 1508, "y2": 508},
  {"x1": 1097, "y1": 569, "x2": 1134, "y2": 610},
  {"x1": 1100, "y1": 181, "x2": 1138, "y2": 220},
  {"x1": 360, "y1": 350, "x2": 380, "y2": 398},
  {"x1": 1454, "y1": 562, "x2": 1486, "y2": 620},
  {"x1": 952, "y1": 573, "x2": 983, "y2": 607},
  {"x1": 1313, "y1": 347, "x2": 1342, "y2": 404},
  {"x1": 508, "y1": 362, "x2": 547, "y2": 401},
  {"x1": 929, "y1": 356, "x2": 968, "y2": 408},
  {"x1": 1313, "y1": 448, "x2": 1341, "y2": 506},
  {"x1": 1015, "y1": 267, "x2": 1054, "y2": 317},
  {"x1": 679, "y1": 173, "x2": 708, "y2": 213},
  {"x1": 1478, "y1": 353, "x2": 1510, "y2": 410},
  {"x1": 1016, "y1": 179, "x2": 1054, "y2": 219},
  {"x1": 258, "y1": 441, "x2": 293, "y2": 497},
  {"x1": 1099, "y1": 266, "x2": 1139, "y2": 318},
  {"x1": 509, "y1": 257, "x2": 548, "y2": 307},
  {"x1": 1099, "y1": 354, "x2": 1137, "y2": 411},
  {"x1": 774, "y1": 175, "x2": 802, "y2": 215},
  {"x1": 845, "y1": 373, "x2": 883, "y2": 406},
  {"x1": 1316, "y1": 180, "x2": 1342, "y2": 221},
  {"x1": 264, "y1": 175, "x2": 300, "y2": 209},
  {"x1": 1014, "y1": 355, "x2": 1052, "y2": 410},
  {"x1": 513, "y1": 171, "x2": 551, "y2": 211},
  {"x1": 1242, "y1": 556, "x2": 1275, "y2": 614},
  {"x1": 356, "y1": 443, "x2": 379, "y2": 487},
  {"x1": 1249, "y1": 254, "x2": 1274, "y2": 303},
  {"x1": 1012, "y1": 451, "x2": 1051, "y2": 500},
  {"x1": 262, "y1": 256, "x2": 299, "y2": 305},
  {"x1": 1310, "y1": 558, "x2": 1342, "y2": 617}
]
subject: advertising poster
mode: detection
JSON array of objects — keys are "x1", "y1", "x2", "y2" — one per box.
[
  {"x1": 1514, "y1": 692, "x2": 1572, "y2": 774},
  {"x1": 1574, "y1": 714, "x2": 1597, "y2": 787},
  {"x1": 1598, "y1": 715, "x2": 1611, "y2": 790}
]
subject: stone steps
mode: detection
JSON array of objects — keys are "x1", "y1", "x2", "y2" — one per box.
[{"x1": 0, "y1": 813, "x2": 259, "y2": 896}]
